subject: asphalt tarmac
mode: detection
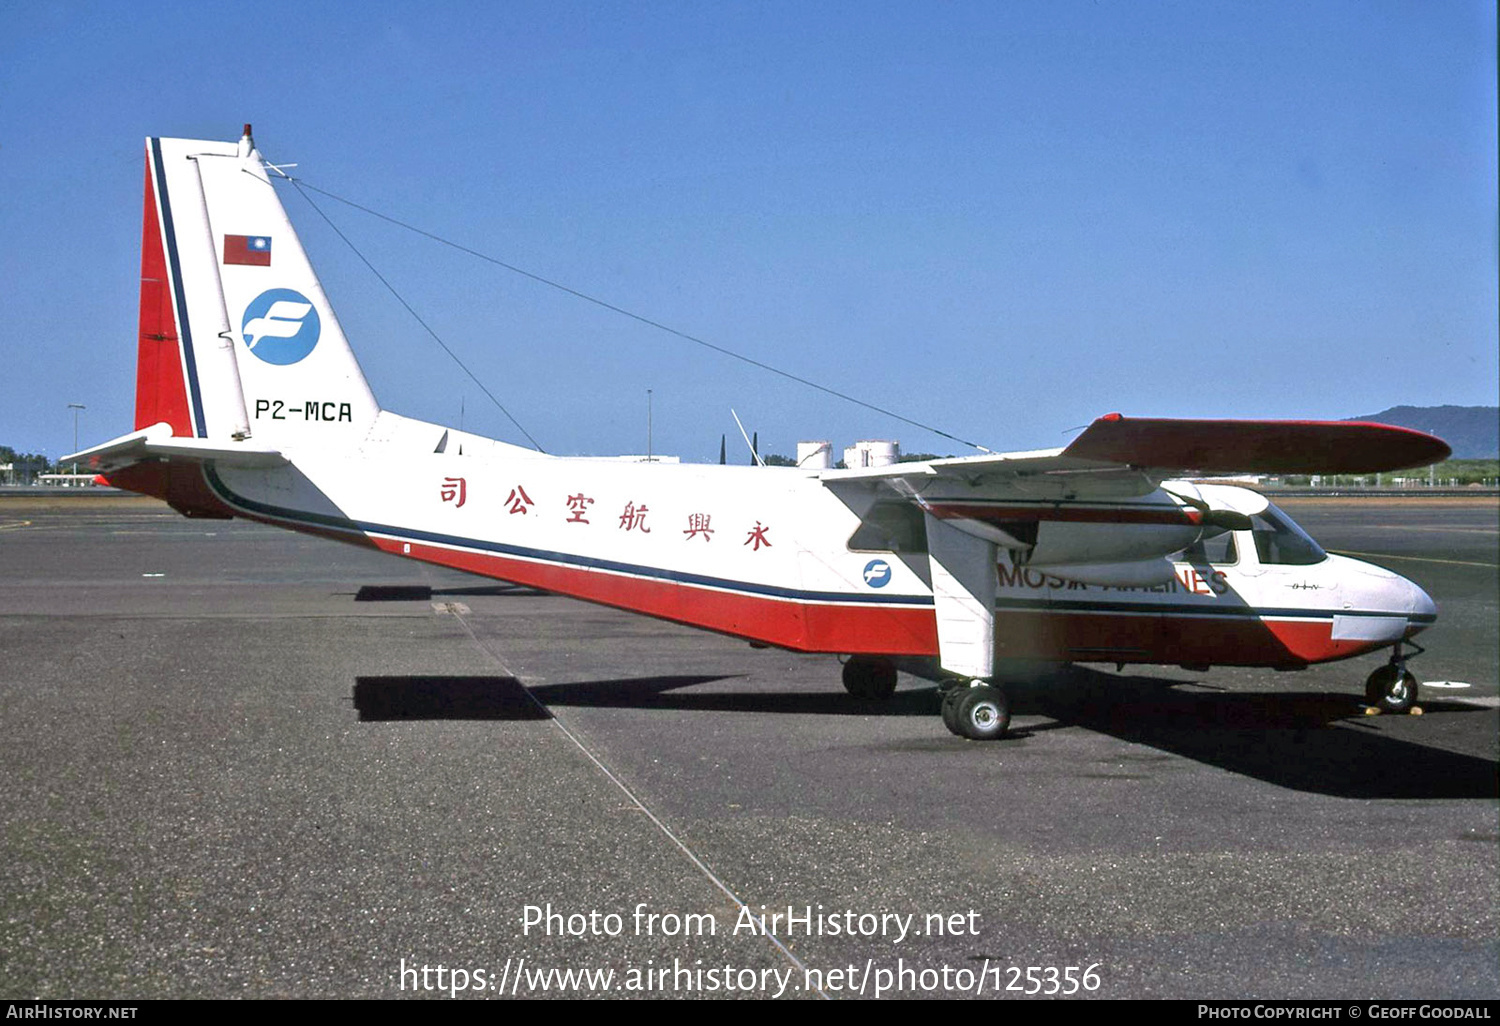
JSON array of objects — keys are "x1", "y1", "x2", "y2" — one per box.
[{"x1": 1, "y1": 493, "x2": 1495, "y2": 1000}]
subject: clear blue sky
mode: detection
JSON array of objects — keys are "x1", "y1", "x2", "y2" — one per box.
[{"x1": 2, "y1": 1, "x2": 1495, "y2": 463}]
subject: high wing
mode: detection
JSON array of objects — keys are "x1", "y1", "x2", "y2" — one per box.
[{"x1": 821, "y1": 413, "x2": 1452, "y2": 484}]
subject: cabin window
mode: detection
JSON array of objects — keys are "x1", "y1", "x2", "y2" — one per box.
[
  {"x1": 848, "y1": 501, "x2": 928, "y2": 553},
  {"x1": 1250, "y1": 506, "x2": 1327, "y2": 565}
]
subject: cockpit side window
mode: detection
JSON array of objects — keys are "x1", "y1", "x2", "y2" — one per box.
[
  {"x1": 1173, "y1": 529, "x2": 1237, "y2": 565},
  {"x1": 1250, "y1": 505, "x2": 1327, "y2": 565}
]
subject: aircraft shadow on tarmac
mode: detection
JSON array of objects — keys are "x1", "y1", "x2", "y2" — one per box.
[
  {"x1": 351, "y1": 673, "x2": 732, "y2": 720},
  {"x1": 351, "y1": 669, "x2": 1496, "y2": 800},
  {"x1": 354, "y1": 675, "x2": 551, "y2": 720},
  {"x1": 1004, "y1": 666, "x2": 1499, "y2": 800}
]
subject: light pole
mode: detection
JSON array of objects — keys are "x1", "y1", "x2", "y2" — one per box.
[{"x1": 68, "y1": 403, "x2": 85, "y2": 477}]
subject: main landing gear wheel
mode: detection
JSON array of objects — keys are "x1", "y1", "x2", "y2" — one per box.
[
  {"x1": 1365, "y1": 663, "x2": 1419, "y2": 714},
  {"x1": 940, "y1": 687, "x2": 964, "y2": 735},
  {"x1": 943, "y1": 682, "x2": 1011, "y2": 741},
  {"x1": 842, "y1": 656, "x2": 898, "y2": 700}
]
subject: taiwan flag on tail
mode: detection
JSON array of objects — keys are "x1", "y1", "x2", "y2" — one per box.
[{"x1": 223, "y1": 235, "x2": 272, "y2": 266}]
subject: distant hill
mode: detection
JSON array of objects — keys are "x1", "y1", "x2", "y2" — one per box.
[{"x1": 1347, "y1": 406, "x2": 1498, "y2": 459}]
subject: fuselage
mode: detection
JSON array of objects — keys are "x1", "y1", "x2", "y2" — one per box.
[{"x1": 149, "y1": 430, "x2": 1434, "y2": 672}]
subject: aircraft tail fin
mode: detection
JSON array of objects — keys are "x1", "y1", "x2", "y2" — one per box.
[{"x1": 135, "y1": 126, "x2": 380, "y2": 450}]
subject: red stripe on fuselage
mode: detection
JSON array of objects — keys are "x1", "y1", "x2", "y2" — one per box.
[
  {"x1": 996, "y1": 607, "x2": 1398, "y2": 667},
  {"x1": 368, "y1": 535, "x2": 941, "y2": 655},
  {"x1": 363, "y1": 533, "x2": 1392, "y2": 667},
  {"x1": 135, "y1": 156, "x2": 193, "y2": 435}
]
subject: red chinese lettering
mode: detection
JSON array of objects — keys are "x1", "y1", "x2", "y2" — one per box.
[
  {"x1": 566, "y1": 493, "x2": 594, "y2": 524},
  {"x1": 506, "y1": 485, "x2": 534, "y2": 515},
  {"x1": 683, "y1": 513, "x2": 714, "y2": 541},
  {"x1": 440, "y1": 476, "x2": 466, "y2": 508},
  {"x1": 618, "y1": 502, "x2": 651, "y2": 533},
  {"x1": 744, "y1": 521, "x2": 772, "y2": 551}
]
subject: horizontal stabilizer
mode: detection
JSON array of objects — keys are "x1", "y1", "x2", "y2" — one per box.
[
  {"x1": 1062, "y1": 415, "x2": 1451, "y2": 475},
  {"x1": 65, "y1": 422, "x2": 286, "y2": 472}
]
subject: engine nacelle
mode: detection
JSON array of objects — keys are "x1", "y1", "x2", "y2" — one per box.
[
  {"x1": 1019, "y1": 482, "x2": 1269, "y2": 566},
  {"x1": 916, "y1": 481, "x2": 1270, "y2": 567}
]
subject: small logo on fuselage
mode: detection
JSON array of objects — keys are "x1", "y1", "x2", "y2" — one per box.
[
  {"x1": 863, "y1": 559, "x2": 892, "y2": 588},
  {"x1": 241, "y1": 288, "x2": 321, "y2": 365}
]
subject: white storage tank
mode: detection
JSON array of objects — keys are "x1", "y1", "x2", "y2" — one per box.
[
  {"x1": 796, "y1": 440, "x2": 833, "y2": 469},
  {"x1": 842, "y1": 439, "x2": 900, "y2": 468}
]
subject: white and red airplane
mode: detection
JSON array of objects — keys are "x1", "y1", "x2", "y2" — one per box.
[{"x1": 70, "y1": 128, "x2": 1450, "y2": 740}]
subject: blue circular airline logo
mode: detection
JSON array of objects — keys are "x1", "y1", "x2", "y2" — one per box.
[
  {"x1": 241, "y1": 288, "x2": 321, "y2": 365},
  {"x1": 863, "y1": 559, "x2": 892, "y2": 588}
]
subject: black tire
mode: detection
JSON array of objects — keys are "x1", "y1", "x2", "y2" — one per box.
[
  {"x1": 954, "y1": 684, "x2": 1011, "y2": 741},
  {"x1": 940, "y1": 687, "x2": 964, "y2": 735},
  {"x1": 1365, "y1": 664, "x2": 1419, "y2": 714},
  {"x1": 842, "y1": 656, "x2": 898, "y2": 699}
]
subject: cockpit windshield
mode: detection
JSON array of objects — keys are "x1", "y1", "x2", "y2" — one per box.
[{"x1": 1249, "y1": 504, "x2": 1327, "y2": 565}]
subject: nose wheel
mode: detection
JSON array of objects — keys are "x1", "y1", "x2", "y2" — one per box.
[
  {"x1": 940, "y1": 680, "x2": 1011, "y2": 740},
  {"x1": 1364, "y1": 642, "x2": 1422, "y2": 714}
]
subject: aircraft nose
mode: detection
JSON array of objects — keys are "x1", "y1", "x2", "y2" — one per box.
[{"x1": 1406, "y1": 577, "x2": 1437, "y2": 622}]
